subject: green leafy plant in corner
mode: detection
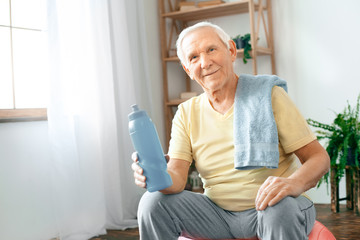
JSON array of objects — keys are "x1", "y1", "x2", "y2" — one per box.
[{"x1": 307, "y1": 94, "x2": 360, "y2": 188}]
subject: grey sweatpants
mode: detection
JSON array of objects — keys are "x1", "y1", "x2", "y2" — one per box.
[{"x1": 138, "y1": 190, "x2": 316, "y2": 240}]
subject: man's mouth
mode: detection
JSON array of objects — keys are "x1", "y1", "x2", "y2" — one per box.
[{"x1": 203, "y1": 68, "x2": 219, "y2": 77}]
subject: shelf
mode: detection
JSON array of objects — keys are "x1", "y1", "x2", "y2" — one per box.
[
  {"x1": 164, "y1": 48, "x2": 272, "y2": 62},
  {"x1": 164, "y1": 56, "x2": 180, "y2": 62},
  {"x1": 162, "y1": 1, "x2": 259, "y2": 22},
  {"x1": 166, "y1": 98, "x2": 188, "y2": 106},
  {"x1": 256, "y1": 46, "x2": 272, "y2": 55},
  {"x1": 159, "y1": 0, "x2": 275, "y2": 147}
]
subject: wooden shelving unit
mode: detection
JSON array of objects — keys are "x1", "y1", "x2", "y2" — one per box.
[{"x1": 158, "y1": 0, "x2": 276, "y2": 148}]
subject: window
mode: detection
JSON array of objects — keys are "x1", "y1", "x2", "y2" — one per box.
[{"x1": 0, "y1": 0, "x2": 47, "y2": 122}]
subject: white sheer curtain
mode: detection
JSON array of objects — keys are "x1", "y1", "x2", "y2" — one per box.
[{"x1": 46, "y1": 0, "x2": 150, "y2": 239}]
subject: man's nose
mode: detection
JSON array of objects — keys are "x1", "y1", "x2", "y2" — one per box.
[{"x1": 200, "y1": 54, "x2": 212, "y2": 69}]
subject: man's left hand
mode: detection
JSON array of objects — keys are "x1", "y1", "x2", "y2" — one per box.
[{"x1": 255, "y1": 176, "x2": 305, "y2": 211}]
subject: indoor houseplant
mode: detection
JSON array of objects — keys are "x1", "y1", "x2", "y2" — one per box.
[
  {"x1": 240, "y1": 33, "x2": 252, "y2": 64},
  {"x1": 232, "y1": 33, "x2": 252, "y2": 64},
  {"x1": 307, "y1": 94, "x2": 360, "y2": 187}
]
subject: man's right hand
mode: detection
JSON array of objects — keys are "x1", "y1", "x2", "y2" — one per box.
[
  {"x1": 131, "y1": 152, "x2": 147, "y2": 188},
  {"x1": 131, "y1": 152, "x2": 189, "y2": 194}
]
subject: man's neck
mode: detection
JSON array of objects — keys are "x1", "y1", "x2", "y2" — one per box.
[{"x1": 206, "y1": 75, "x2": 238, "y2": 115}]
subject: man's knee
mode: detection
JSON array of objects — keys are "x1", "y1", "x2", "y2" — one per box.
[
  {"x1": 138, "y1": 191, "x2": 166, "y2": 219},
  {"x1": 257, "y1": 196, "x2": 314, "y2": 239},
  {"x1": 258, "y1": 196, "x2": 300, "y2": 224}
]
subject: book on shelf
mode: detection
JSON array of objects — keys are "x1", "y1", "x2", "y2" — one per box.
[
  {"x1": 178, "y1": 0, "x2": 224, "y2": 11},
  {"x1": 197, "y1": 0, "x2": 224, "y2": 7},
  {"x1": 179, "y1": 1, "x2": 197, "y2": 11}
]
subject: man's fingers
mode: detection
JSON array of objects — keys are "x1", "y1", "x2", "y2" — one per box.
[
  {"x1": 255, "y1": 176, "x2": 273, "y2": 204},
  {"x1": 268, "y1": 190, "x2": 287, "y2": 207},
  {"x1": 131, "y1": 162, "x2": 141, "y2": 171},
  {"x1": 256, "y1": 176, "x2": 300, "y2": 211},
  {"x1": 133, "y1": 164, "x2": 146, "y2": 188},
  {"x1": 256, "y1": 187, "x2": 278, "y2": 210},
  {"x1": 131, "y1": 152, "x2": 147, "y2": 189},
  {"x1": 132, "y1": 152, "x2": 138, "y2": 162},
  {"x1": 256, "y1": 177, "x2": 284, "y2": 210},
  {"x1": 134, "y1": 169, "x2": 145, "y2": 181},
  {"x1": 135, "y1": 178, "x2": 146, "y2": 188}
]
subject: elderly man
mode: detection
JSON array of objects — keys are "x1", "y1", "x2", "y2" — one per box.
[{"x1": 132, "y1": 22, "x2": 330, "y2": 240}]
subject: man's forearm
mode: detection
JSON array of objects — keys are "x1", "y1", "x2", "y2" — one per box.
[
  {"x1": 289, "y1": 151, "x2": 330, "y2": 192},
  {"x1": 291, "y1": 140, "x2": 330, "y2": 192},
  {"x1": 160, "y1": 170, "x2": 187, "y2": 194},
  {"x1": 159, "y1": 158, "x2": 191, "y2": 194}
]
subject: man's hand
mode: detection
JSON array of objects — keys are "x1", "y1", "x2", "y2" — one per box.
[
  {"x1": 131, "y1": 152, "x2": 171, "y2": 189},
  {"x1": 255, "y1": 140, "x2": 330, "y2": 211},
  {"x1": 131, "y1": 152, "x2": 146, "y2": 188},
  {"x1": 255, "y1": 176, "x2": 305, "y2": 211}
]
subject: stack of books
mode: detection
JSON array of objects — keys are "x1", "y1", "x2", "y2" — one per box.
[
  {"x1": 179, "y1": 0, "x2": 224, "y2": 11},
  {"x1": 197, "y1": 0, "x2": 224, "y2": 7}
]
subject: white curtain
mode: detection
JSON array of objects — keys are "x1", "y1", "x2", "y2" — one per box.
[{"x1": 46, "y1": 0, "x2": 152, "y2": 239}]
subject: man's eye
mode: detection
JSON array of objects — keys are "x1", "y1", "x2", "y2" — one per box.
[
  {"x1": 209, "y1": 48, "x2": 215, "y2": 52},
  {"x1": 191, "y1": 55, "x2": 197, "y2": 60}
]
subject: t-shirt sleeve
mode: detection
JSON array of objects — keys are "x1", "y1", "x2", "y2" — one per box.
[
  {"x1": 168, "y1": 104, "x2": 193, "y2": 163},
  {"x1": 272, "y1": 86, "x2": 316, "y2": 153}
]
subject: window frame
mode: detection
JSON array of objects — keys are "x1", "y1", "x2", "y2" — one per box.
[
  {"x1": 0, "y1": 109, "x2": 47, "y2": 122},
  {"x1": 0, "y1": 0, "x2": 47, "y2": 123}
]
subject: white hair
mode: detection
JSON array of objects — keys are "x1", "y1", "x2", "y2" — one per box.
[{"x1": 176, "y1": 22, "x2": 231, "y2": 66}]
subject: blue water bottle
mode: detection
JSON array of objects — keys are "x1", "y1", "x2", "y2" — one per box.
[{"x1": 128, "y1": 104, "x2": 173, "y2": 192}]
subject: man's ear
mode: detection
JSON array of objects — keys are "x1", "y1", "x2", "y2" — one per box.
[
  {"x1": 228, "y1": 39, "x2": 237, "y2": 61},
  {"x1": 182, "y1": 64, "x2": 190, "y2": 75}
]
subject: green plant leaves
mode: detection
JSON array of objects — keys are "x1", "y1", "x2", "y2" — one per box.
[
  {"x1": 231, "y1": 33, "x2": 252, "y2": 64},
  {"x1": 307, "y1": 94, "x2": 360, "y2": 188}
]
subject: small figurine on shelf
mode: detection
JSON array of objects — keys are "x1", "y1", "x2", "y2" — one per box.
[{"x1": 189, "y1": 170, "x2": 202, "y2": 191}]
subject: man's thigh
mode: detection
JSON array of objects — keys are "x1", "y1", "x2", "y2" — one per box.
[
  {"x1": 138, "y1": 190, "x2": 257, "y2": 239},
  {"x1": 256, "y1": 196, "x2": 316, "y2": 239}
]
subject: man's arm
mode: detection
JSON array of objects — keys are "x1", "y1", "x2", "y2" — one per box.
[
  {"x1": 160, "y1": 158, "x2": 191, "y2": 194},
  {"x1": 255, "y1": 140, "x2": 330, "y2": 211},
  {"x1": 132, "y1": 153, "x2": 191, "y2": 194}
]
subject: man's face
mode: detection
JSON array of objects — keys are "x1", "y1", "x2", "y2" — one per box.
[{"x1": 181, "y1": 27, "x2": 236, "y2": 93}]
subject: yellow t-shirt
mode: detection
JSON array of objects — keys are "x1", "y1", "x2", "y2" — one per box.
[{"x1": 168, "y1": 86, "x2": 316, "y2": 211}]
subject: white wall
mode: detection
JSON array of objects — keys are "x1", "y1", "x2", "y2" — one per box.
[
  {"x1": 0, "y1": 121, "x2": 57, "y2": 240},
  {"x1": 272, "y1": 0, "x2": 360, "y2": 203}
]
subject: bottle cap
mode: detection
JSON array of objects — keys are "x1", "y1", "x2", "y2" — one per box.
[
  {"x1": 128, "y1": 104, "x2": 146, "y2": 121},
  {"x1": 131, "y1": 104, "x2": 139, "y2": 112}
]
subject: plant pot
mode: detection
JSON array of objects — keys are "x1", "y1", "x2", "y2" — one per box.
[
  {"x1": 233, "y1": 38, "x2": 244, "y2": 49},
  {"x1": 347, "y1": 147, "x2": 357, "y2": 166}
]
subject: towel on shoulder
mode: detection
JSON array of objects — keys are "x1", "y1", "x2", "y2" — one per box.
[{"x1": 234, "y1": 74, "x2": 287, "y2": 170}]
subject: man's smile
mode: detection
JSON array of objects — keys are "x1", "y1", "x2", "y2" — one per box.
[{"x1": 203, "y1": 68, "x2": 220, "y2": 77}]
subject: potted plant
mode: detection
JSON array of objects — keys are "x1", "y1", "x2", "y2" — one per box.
[
  {"x1": 232, "y1": 33, "x2": 252, "y2": 64},
  {"x1": 240, "y1": 33, "x2": 252, "y2": 64},
  {"x1": 307, "y1": 94, "x2": 360, "y2": 187}
]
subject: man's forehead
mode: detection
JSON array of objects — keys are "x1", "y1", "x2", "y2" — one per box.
[
  {"x1": 183, "y1": 27, "x2": 218, "y2": 42},
  {"x1": 182, "y1": 27, "x2": 222, "y2": 52}
]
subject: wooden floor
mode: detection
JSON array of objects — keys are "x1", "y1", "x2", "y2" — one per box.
[
  {"x1": 91, "y1": 204, "x2": 360, "y2": 240},
  {"x1": 315, "y1": 204, "x2": 360, "y2": 240}
]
